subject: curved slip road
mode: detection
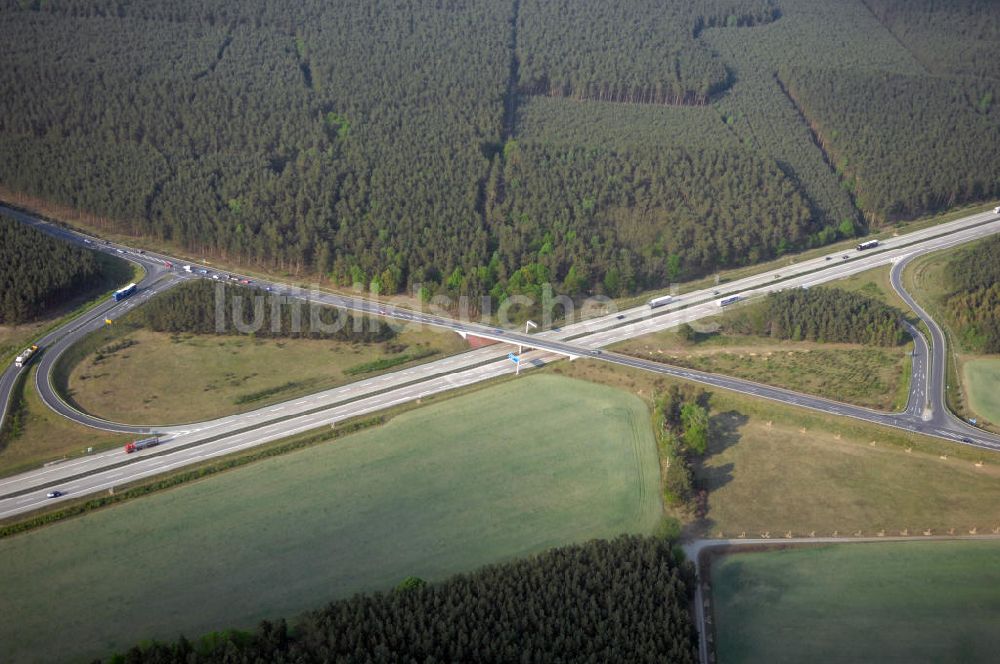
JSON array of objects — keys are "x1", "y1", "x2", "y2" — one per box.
[{"x1": 2, "y1": 206, "x2": 1000, "y2": 516}]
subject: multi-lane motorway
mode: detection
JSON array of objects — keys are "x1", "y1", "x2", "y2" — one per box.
[{"x1": 1, "y1": 204, "x2": 999, "y2": 517}]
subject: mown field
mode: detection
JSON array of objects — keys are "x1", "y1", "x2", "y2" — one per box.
[
  {"x1": 554, "y1": 361, "x2": 1000, "y2": 537},
  {"x1": 63, "y1": 326, "x2": 468, "y2": 424},
  {"x1": 0, "y1": 374, "x2": 661, "y2": 663},
  {"x1": 712, "y1": 541, "x2": 1000, "y2": 664}
]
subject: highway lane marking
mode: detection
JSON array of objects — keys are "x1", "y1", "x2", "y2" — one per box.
[{"x1": 7, "y1": 215, "x2": 1000, "y2": 501}]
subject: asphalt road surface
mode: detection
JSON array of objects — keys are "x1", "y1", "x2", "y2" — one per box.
[{"x1": 1, "y1": 205, "x2": 999, "y2": 516}]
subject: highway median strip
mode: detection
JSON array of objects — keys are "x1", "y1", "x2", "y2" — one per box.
[{"x1": 0, "y1": 352, "x2": 514, "y2": 501}]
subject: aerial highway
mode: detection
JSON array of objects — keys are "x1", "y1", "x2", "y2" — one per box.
[
  {"x1": 0, "y1": 208, "x2": 183, "y2": 434},
  {"x1": 1, "y1": 204, "x2": 999, "y2": 517}
]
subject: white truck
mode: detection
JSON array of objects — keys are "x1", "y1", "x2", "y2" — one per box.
[
  {"x1": 994, "y1": 205, "x2": 1000, "y2": 214},
  {"x1": 647, "y1": 295, "x2": 674, "y2": 309},
  {"x1": 182, "y1": 265, "x2": 193, "y2": 273},
  {"x1": 14, "y1": 345, "x2": 38, "y2": 368}
]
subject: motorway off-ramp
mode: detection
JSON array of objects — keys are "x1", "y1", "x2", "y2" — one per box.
[{"x1": 1, "y1": 205, "x2": 999, "y2": 517}]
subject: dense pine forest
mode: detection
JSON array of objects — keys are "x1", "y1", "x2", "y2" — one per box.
[
  {"x1": 108, "y1": 535, "x2": 698, "y2": 664},
  {"x1": 784, "y1": 69, "x2": 1000, "y2": 221},
  {"x1": 484, "y1": 143, "x2": 814, "y2": 297},
  {"x1": 0, "y1": 213, "x2": 102, "y2": 323},
  {"x1": 864, "y1": 0, "x2": 1000, "y2": 79},
  {"x1": 944, "y1": 236, "x2": 1000, "y2": 354},
  {"x1": 725, "y1": 288, "x2": 907, "y2": 347},
  {"x1": 132, "y1": 281, "x2": 395, "y2": 342},
  {"x1": 0, "y1": 0, "x2": 997, "y2": 302},
  {"x1": 777, "y1": 0, "x2": 1000, "y2": 222},
  {"x1": 516, "y1": 0, "x2": 779, "y2": 104}
]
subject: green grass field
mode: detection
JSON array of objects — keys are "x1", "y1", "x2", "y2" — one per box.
[
  {"x1": 712, "y1": 541, "x2": 1000, "y2": 664},
  {"x1": 964, "y1": 359, "x2": 1000, "y2": 425},
  {"x1": 63, "y1": 326, "x2": 468, "y2": 424},
  {"x1": 553, "y1": 361, "x2": 1000, "y2": 537},
  {"x1": 0, "y1": 374, "x2": 661, "y2": 663}
]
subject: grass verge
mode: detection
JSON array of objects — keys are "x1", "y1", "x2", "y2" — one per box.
[
  {"x1": 0, "y1": 366, "x2": 129, "y2": 477},
  {"x1": 614, "y1": 330, "x2": 908, "y2": 411},
  {"x1": 829, "y1": 264, "x2": 914, "y2": 317}
]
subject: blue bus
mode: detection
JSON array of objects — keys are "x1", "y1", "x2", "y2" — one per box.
[{"x1": 113, "y1": 283, "x2": 137, "y2": 302}]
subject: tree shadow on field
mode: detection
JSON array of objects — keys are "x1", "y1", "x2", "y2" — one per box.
[{"x1": 692, "y1": 410, "x2": 749, "y2": 531}]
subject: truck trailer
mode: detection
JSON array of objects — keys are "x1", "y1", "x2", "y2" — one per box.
[
  {"x1": 647, "y1": 295, "x2": 674, "y2": 309},
  {"x1": 717, "y1": 294, "x2": 742, "y2": 307},
  {"x1": 14, "y1": 344, "x2": 38, "y2": 368},
  {"x1": 125, "y1": 436, "x2": 161, "y2": 453}
]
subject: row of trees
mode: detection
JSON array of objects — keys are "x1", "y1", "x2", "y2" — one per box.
[
  {"x1": 725, "y1": 288, "x2": 907, "y2": 347},
  {"x1": 945, "y1": 236, "x2": 1000, "y2": 354},
  {"x1": 654, "y1": 385, "x2": 712, "y2": 511},
  {"x1": 0, "y1": 213, "x2": 101, "y2": 323},
  {"x1": 108, "y1": 535, "x2": 698, "y2": 663},
  {"x1": 132, "y1": 281, "x2": 396, "y2": 342},
  {"x1": 516, "y1": 0, "x2": 779, "y2": 104},
  {"x1": 783, "y1": 68, "x2": 1000, "y2": 222}
]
